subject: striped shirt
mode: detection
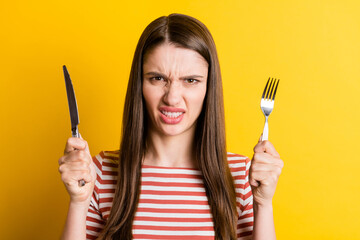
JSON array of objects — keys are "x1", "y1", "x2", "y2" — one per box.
[{"x1": 86, "y1": 151, "x2": 253, "y2": 240}]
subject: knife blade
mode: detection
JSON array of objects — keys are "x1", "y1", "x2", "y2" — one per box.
[
  {"x1": 63, "y1": 65, "x2": 85, "y2": 187},
  {"x1": 63, "y1": 65, "x2": 80, "y2": 138}
]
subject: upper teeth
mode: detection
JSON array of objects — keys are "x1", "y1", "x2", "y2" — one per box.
[{"x1": 161, "y1": 111, "x2": 183, "y2": 118}]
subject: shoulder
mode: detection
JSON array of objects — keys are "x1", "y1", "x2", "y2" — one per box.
[
  {"x1": 226, "y1": 152, "x2": 250, "y2": 167},
  {"x1": 92, "y1": 150, "x2": 120, "y2": 175},
  {"x1": 226, "y1": 152, "x2": 251, "y2": 179}
]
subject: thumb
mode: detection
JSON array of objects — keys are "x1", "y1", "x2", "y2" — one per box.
[{"x1": 79, "y1": 133, "x2": 91, "y2": 156}]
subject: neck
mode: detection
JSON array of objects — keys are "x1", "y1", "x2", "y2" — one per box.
[{"x1": 144, "y1": 127, "x2": 197, "y2": 168}]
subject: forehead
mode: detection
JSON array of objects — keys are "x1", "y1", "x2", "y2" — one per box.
[{"x1": 143, "y1": 43, "x2": 209, "y2": 74}]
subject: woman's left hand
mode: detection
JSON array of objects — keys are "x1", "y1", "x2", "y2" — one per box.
[{"x1": 250, "y1": 140, "x2": 284, "y2": 206}]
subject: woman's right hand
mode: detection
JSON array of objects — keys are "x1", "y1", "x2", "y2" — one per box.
[{"x1": 58, "y1": 137, "x2": 96, "y2": 204}]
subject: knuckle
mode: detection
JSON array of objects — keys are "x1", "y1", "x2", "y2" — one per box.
[
  {"x1": 58, "y1": 156, "x2": 64, "y2": 165},
  {"x1": 58, "y1": 164, "x2": 64, "y2": 173},
  {"x1": 251, "y1": 163, "x2": 259, "y2": 171},
  {"x1": 279, "y1": 159, "x2": 284, "y2": 168},
  {"x1": 275, "y1": 166, "x2": 282, "y2": 175},
  {"x1": 80, "y1": 161, "x2": 89, "y2": 169},
  {"x1": 271, "y1": 172, "x2": 279, "y2": 182}
]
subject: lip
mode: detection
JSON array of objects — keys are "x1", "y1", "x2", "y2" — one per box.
[
  {"x1": 159, "y1": 106, "x2": 186, "y2": 113},
  {"x1": 159, "y1": 106, "x2": 186, "y2": 125}
]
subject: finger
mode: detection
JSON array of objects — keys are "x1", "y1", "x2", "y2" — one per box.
[
  {"x1": 59, "y1": 150, "x2": 92, "y2": 165},
  {"x1": 58, "y1": 160, "x2": 91, "y2": 173},
  {"x1": 249, "y1": 171, "x2": 268, "y2": 187},
  {"x1": 252, "y1": 152, "x2": 284, "y2": 168},
  {"x1": 254, "y1": 140, "x2": 280, "y2": 158},
  {"x1": 61, "y1": 169, "x2": 93, "y2": 185},
  {"x1": 64, "y1": 137, "x2": 88, "y2": 154},
  {"x1": 250, "y1": 171, "x2": 278, "y2": 187},
  {"x1": 250, "y1": 162, "x2": 283, "y2": 173}
]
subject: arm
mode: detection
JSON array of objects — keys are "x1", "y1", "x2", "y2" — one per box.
[
  {"x1": 58, "y1": 137, "x2": 96, "y2": 240},
  {"x1": 250, "y1": 140, "x2": 284, "y2": 240},
  {"x1": 61, "y1": 201, "x2": 90, "y2": 240},
  {"x1": 253, "y1": 203, "x2": 275, "y2": 240}
]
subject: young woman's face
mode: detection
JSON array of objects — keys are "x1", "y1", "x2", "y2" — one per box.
[{"x1": 142, "y1": 43, "x2": 208, "y2": 137}]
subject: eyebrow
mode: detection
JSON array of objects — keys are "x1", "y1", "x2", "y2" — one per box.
[{"x1": 144, "y1": 71, "x2": 205, "y2": 79}]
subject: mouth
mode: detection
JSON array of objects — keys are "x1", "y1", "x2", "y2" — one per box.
[
  {"x1": 160, "y1": 110, "x2": 184, "y2": 118},
  {"x1": 159, "y1": 107, "x2": 186, "y2": 124}
]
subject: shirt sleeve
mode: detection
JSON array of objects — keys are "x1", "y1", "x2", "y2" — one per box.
[
  {"x1": 86, "y1": 153, "x2": 106, "y2": 240},
  {"x1": 237, "y1": 157, "x2": 254, "y2": 240}
]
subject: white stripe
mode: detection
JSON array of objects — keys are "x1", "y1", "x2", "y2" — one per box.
[
  {"x1": 132, "y1": 229, "x2": 214, "y2": 236},
  {"x1": 138, "y1": 203, "x2": 210, "y2": 210},
  {"x1": 142, "y1": 177, "x2": 203, "y2": 183},
  {"x1": 86, "y1": 229, "x2": 101, "y2": 237},
  {"x1": 99, "y1": 183, "x2": 116, "y2": 189},
  {"x1": 141, "y1": 185, "x2": 206, "y2": 192},
  {"x1": 231, "y1": 171, "x2": 246, "y2": 177},
  {"x1": 234, "y1": 179, "x2": 246, "y2": 184},
  {"x1": 142, "y1": 168, "x2": 201, "y2": 175},
  {"x1": 102, "y1": 166, "x2": 117, "y2": 171},
  {"x1": 90, "y1": 198, "x2": 99, "y2": 211},
  {"x1": 87, "y1": 211, "x2": 102, "y2": 220},
  {"x1": 102, "y1": 151, "x2": 119, "y2": 158},
  {"x1": 237, "y1": 226, "x2": 253, "y2": 234},
  {"x1": 227, "y1": 156, "x2": 248, "y2": 161},
  {"x1": 240, "y1": 208, "x2": 253, "y2": 216},
  {"x1": 99, "y1": 193, "x2": 115, "y2": 198},
  {"x1": 228, "y1": 162, "x2": 246, "y2": 168},
  {"x1": 133, "y1": 220, "x2": 213, "y2": 227},
  {"x1": 99, "y1": 202, "x2": 113, "y2": 208},
  {"x1": 86, "y1": 220, "x2": 104, "y2": 228},
  {"x1": 135, "y1": 212, "x2": 212, "y2": 218},
  {"x1": 101, "y1": 175, "x2": 118, "y2": 180},
  {"x1": 238, "y1": 216, "x2": 253, "y2": 224},
  {"x1": 140, "y1": 194, "x2": 208, "y2": 201}
]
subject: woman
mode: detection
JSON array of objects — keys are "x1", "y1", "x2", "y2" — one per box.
[{"x1": 59, "y1": 13, "x2": 283, "y2": 240}]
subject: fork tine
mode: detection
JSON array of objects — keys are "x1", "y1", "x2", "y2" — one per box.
[
  {"x1": 272, "y1": 79, "x2": 279, "y2": 101},
  {"x1": 262, "y1": 77, "x2": 270, "y2": 99},
  {"x1": 269, "y1": 78, "x2": 276, "y2": 100},
  {"x1": 266, "y1": 78, "x2": 274, "y2": 100}
]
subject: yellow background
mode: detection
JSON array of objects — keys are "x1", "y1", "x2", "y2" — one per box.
[{"x1": 1, "y1": 0, "x2": 359, "y2": 239}]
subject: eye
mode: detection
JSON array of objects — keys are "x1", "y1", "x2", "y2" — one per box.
[
  {"x1": 150, "y1": 76, "x2": 164, "y2": 81},
  {"x1": 185, "y1": 79, "x2": 198, "y2": 84}
]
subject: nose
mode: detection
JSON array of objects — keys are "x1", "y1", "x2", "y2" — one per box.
[{"x1": 163, "y1": 81, "x2": 182, "y2": 106}]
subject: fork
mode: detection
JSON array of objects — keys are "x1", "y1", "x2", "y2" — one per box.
[{"x1": 260, "y1": 77, "x2": 280, "y2": 141}]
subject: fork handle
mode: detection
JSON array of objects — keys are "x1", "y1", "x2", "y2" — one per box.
[{"x1": 261, "y1": 116, "x2": 269, "y2": 141}]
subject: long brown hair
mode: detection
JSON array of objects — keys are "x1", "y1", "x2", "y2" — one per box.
[{"x1": 98, "y1": 13, "x2": 237, "y2": 240}]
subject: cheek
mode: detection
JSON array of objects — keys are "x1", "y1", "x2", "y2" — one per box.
[
  {"x1": 143, "y1": 84, "x2": 161, "y2": 111},
  {"x1": 188, "y1": 87, "x2": 207, "y2": 113}
]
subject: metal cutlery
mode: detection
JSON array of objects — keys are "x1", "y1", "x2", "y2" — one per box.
[
  {"x1": 260, "y1": 77, "x2": 279, "y2": 141},
  {"x1": 63, "y1": 65, "x2": 85, "y2": 187}
]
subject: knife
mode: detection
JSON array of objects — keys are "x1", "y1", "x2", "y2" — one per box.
[{"x1": 63, "y1": 65, "x2": 85, "y2": 187}]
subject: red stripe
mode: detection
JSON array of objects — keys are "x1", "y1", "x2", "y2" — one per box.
[
  {"x1": 86, "y1": 216, "x2": 105, "y2": 224},
  {"x1": 140, "y1": 190, "x2": 207, "y2": 196},
  {"x1": 238, "y1": 231, "x2": 253, "y2": 237},
  {"x1": 141, "y1": 181, "x2": 204, "y2": 188},
  {"x1": 133, "y1": 225, "x2": 214, "y2": 231},
  {"x1": 103, "y1": 161, "x2": 118, "y2": 168},
  {"x1": 134, "y1": 216, "x2": 213, "y2": 222},
  {"x1": 136, "y1": 207, "x2": 211, "y2": 214},
  {"x1": 132, "y1": 234, "x2": 213, "y2": 240},
  {"x1": 99, "y1": 188, "x2": 115, "y2": 193},
  {"x1": 92, "y1": 156, "x2": 102, "y2": 170},
  {"x1": 139, "y1": 198, "x2": 209, "y2": 205},
  {"x1": 142, "y1": 172, "x2": 203, "y2": 179},
  {"x1": 100, "y1": 151, "x2": 119, "y2": 160},
  {"x1": 86, "y1": 233, "x2": 98, "y2": 240}
]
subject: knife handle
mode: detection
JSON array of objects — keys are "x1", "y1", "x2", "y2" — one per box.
[
  {"x1": 72, "y1": 129, "x2": 86, "y2": 187},
  {"x1": 72, "y1": 127, "x2": 80, "y2": 138}
]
